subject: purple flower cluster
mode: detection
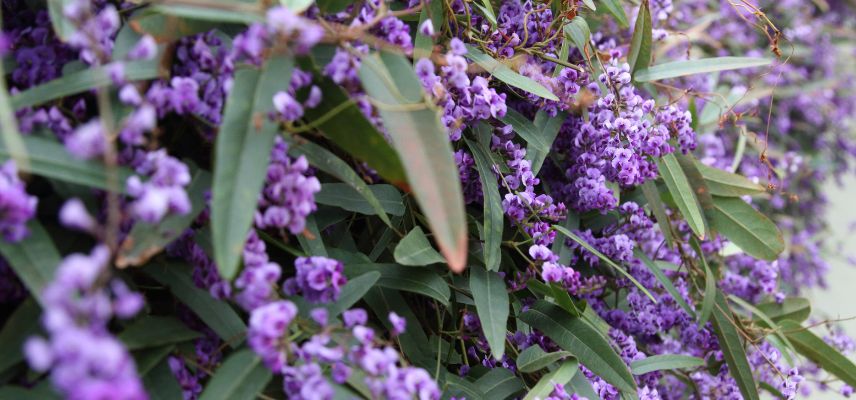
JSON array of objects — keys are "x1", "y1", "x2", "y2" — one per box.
[
  {"x1": 415, "y1": 39, "x2": 508, "y2": 141},
  {"x1": 126, "y1": 150, "x2": 192, "y2": 223},
  {"x1": 235, "y1": 230, "x2": 283, "y2": 311},
  {"x1": 24, "y1": 245, "x2": 146, "y2": 399},
  {"x1": 255, "y1": 136, "x2": 321, "y2": 234}
]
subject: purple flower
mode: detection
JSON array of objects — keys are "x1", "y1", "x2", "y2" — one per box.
[
  {"x1": 248, "y1": 300, "x2": 297, "y2": 371},
  {"x1": 0, "y1": 160, "x2": 38, "y2": 242},
  {"x1": 284, "y1": 256, "x2": 346, "y2": 304},
  {"x1": 59, "y1": 198, "x2": 95, "y2": 231},
  {"x1": 419, "y1": 19, "x2": 434, "y2": 36},
  {"x1": 343, "y1": 308, "x2": 368, "y2": 327},
  {"x1": 388, "y1": 312, "x2": 406, "y2": 335},
  {"x1": 65, "y1": 120, "x2": 106, "y2": 160}
]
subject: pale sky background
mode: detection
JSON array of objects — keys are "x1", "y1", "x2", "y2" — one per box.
[{"x1": 807, "y1": 174, "x2": 856, "y2": 399}]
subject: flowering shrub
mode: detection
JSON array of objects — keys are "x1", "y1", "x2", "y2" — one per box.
[{"x1": 1, "y1": 0, "x2": 856, "y2": 399}]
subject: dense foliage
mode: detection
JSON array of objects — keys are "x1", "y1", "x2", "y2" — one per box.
[{"x1": 1, "y1": 0, "x2": 856, "y2": 398}]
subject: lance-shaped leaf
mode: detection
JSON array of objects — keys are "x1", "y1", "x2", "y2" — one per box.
[
  {"x1": 145, "y1": 263, "x2": 246, "y2": 346},
  {"x1": 522, "y1": 359, "x2": 580, "y2": 400},
  {"x1": 394, "y1": 226, "x2": 446, "y2": 266},
  {"x1": 11, "y1": 59, "x2": 162, "y2": 109},
  {"x1": 466, "y1": 138, "x2": 503, "y2": 271},
  {"x1": 695, "y1": 161, "x2": 766, "y2": 197},
  {"x1": 601, "y1": 0, "x2": 629, "y2": 28},
  {"x1": 325, "y1": 272, "x2": 381, "y2": 318},
  {"x1": 635, "y1": 250, "x2": 695, "y2": 317},
  {"x1": 634, "y1": 57, "x2": 773, "y2": 82},
  {"x1": 527, "y1": 111, "x2": 566, "y2": 175},
  {"x1": 47, "y1": 0, "x2": 75, "y2": 41},
  {"x1": 315, "y1": 183, "x2": 403, "y2": 218},
  {"x1": 464, "y1": 45, "x2": 558, "y2": 101},
  {"x1": 520, "y1": 301, "x2": 637, "y2": 394},
  {"x1": 142, "y1": 358, "x2": 184, "y2": 400},
  {"x1": 359, "y1": 51, "x2": 468, "y2": 272},
  {"x1": 641, "y1": 181, "x2": 675, "y2": 248},
  {"x1": 0, "y1": 134, "x2": 134, "y2": 192},
  {"x1": 299, "y1": 77, "x2": 406, "y2": 186},
  {"x1": 199, "y1": 349, "x2": 272, "y2": 400},
  {"x1": 345, "y1": 263, "x2": 451, "y2": 306},
  {"x1": 0, "y1": 45, "x2": 27, "y2": 171},
  {"x1": 475, "y1": 368, "x2": 524, "y2": 399},
  {"x1": 690, "y1": 237, "x2": 716, "y2": 328},
  {"x1": 516, "y1": 346, "x2": 574, "y2": 373},
  {"x1": 0, "y1": 221, "x2": 60, "y2": 306},
  {"x1": 780, "y1": 320, "x2": 856, "y2": 388},
  {"x1": 628, "y1": 0, "x2": 652, "y2": 76},
  {"x1": 708, "y1": 196, "x2": 785, "y2": 261},
  {"x1": 414, "y1": 0, "x2": 443, "y2": 59},
  {"x1": 756, "y1": 297, "x2": 811, "y2": 323},
  {"x1": 564, "y1": 16, "x2": 591, "y2": 54},
  {"x1": 657, "y1": 153, "x2": 707, "y2": 238},
  {"x1": 710, "y1": 290, "x2": 760, "y2": 400},
  {"x1": 470, "y1": 266, "x2": 510, "y2": 360},
  {"x1": 0, "y1": 299, "x2": 39, "y2": 375},
  {"x1": 212, "y1": 55, "x2": 293, "y2": 280},
  {"x1": 630, "y1": 355, "x2": 705, "y2": 375},
  {"x1": 119, "y1": 316, "x2": 201, "y2": 350}
]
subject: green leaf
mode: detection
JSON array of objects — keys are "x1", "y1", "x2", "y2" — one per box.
[
  {"x1": 522, "y1": 359, "x2": 580, "y2": 400},
  {"x1": 414, "y1": 0, "x2": 443, "y2": 60},
  {"x1": 0, "y1": 385, "x2": 60, "y2": 400},
  {"x1": 47, "y1": 0, "x2": 75, "y2": 41},
  {"x1": 516, "y1": 346, "x2": 574, "y2": 373},
  {"x1": 780, "y1": 320, "x2": 856, "y2": 388},
  {"x1": 465, "y1": 138, "x2": 503, "y2": 271},
  {"x1": 499, "y1": 108, "x2": 550, "y2": 157},
  {"x1": 0, "y1": 134, "x2": 134, "y2": 192},
  {"x1": 119, "y1": 316, "x2": 201, "y2": 351},
  {"x1": 630, "y1": 355, "x2": 705, "y2": 375},
  {"x1": 641, "y1": 181, "x2": 674, "y2": 248},
  {"x1": 563, "y1": 17, "x2": 591, "y2": 54},
  {"x1": 628, "y1": 0, "x2": 652, "y2": 76},
  {"x1": 634, "y1": 250, "x2": 695, "y2": 317},
  {"x1": 464, "y1": 45, "x2": 558, "y2": 101},
  {"x1": 520, "y1": 301, "x2": 636, "y2": 394},
  {"x1": 199, "y1": 349, "x2": 272, "y2": 400},
  {"x1": 296, "y1": 213, "x2": 327, "y2": 257},
  {"x1": 475, "y1": 368, "x2": 524, "y2": 400},
  {"x1": 11, "y1": 59, "x2": 162, "y2": 110},
  {"x1": 527, "y1": 111, "x2": 566, "y2": 175},
  {"x1": 345, "y1": 263, "x2": 451, "y2": 306},
  {"x1": 0, "y1": 41, "x2": 28, "y2": 172},
  {"x1": 708, "y1": 196, "x2": 785, "y2": 261},
  {"x1": 0, "y1": 221, "x2": 60, "y2": 306},
  {"x1": 359, "y1": 51, "x2": 468, "y2": 272},
  {"x1": 299, "y1": 77, "x2": 406, "y2": 186},
  {"x1": 690, "y1": 237, "x2": 716, "y2": 328},
  {"x1": 326, "y1": 271, "x2": 381, "y2": 318},
  {"x1": 695, "y1": 162, "x2": 766, "y2": 197},
  {"x1": 0, "y1": 299, "x2": 39, "y2": 375},
  {"x1": 394, "y1": 226, "x2": 446, "y2": 266},
  {"x1": 315, "y1": 183, "x2": 403, "y2": 218},
  {"x1": 444, "y1": 374, "x2": 486, "y2": 399},
  {"x1": 145, "y1": 263, "x2": 246, "y2": 346},
  {"x1": 756, "y1": 297, "x2": 811, "y2": 323},
  {"x1": 475, "y1": 0, "x2": 498, "y2": 25},
  {"x1": 142, "y1": 358, "x2": 184, "y2": 400},
  {"x1": 657, "y1": 153, "x2": 707, "y2": 238},
  {"x1": 149, "y1": 4, "x2": 263, "y2": 24},
  {"x1": 212, "y1": 55, "x2": 293, "y2": 280},
  {"x1": 728, "y1": 294, "x2": 797, "y2": 363},
  {"x1": 315, "y1": 0, "x2": 350, "y2": 13},
  {"x1": 634, "y1": 57, "x2": 773, "y2": 82},
  {"x1": 601, "y1": 0, "x2": 629, "y2": 27},
  {"x1": 470, "y1": 267, "x2": 510, "y2": 360},
  {"x1": 568, "y1": 370, "x2": 599, "y2": 400},
  {"x1": 710, "y1": 290, "x2": 760, "y2": 400},
  {"x1": 553, "y1": 225, "x2": 657, "y2": 302},
  {"x1": 117, "y1": 169, "x2": 211, "y2": 267}
]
